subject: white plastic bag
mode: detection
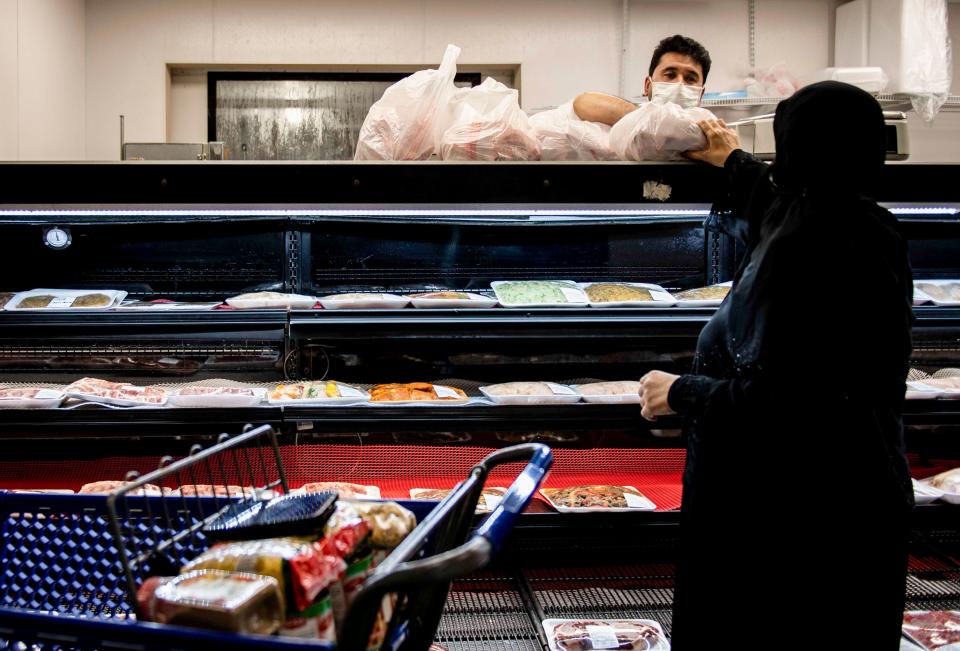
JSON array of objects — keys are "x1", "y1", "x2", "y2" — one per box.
[
  {"x1": 900, "y1": 0, "x2": 953, "y2": 122},
  {"x1": 438, "y1": 78, "x2": 541, "y2": 161},
  {"x1": 608, "y1": 100, "x2": 715, "y2": 161},
  {"x1": 528, "y1": 102, "x2": 618, "y2": 161},
  {"x1": 354, "y1": 44, "x2": 460, "y2": 160}
]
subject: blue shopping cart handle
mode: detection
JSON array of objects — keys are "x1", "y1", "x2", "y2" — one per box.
[{"x1": 474, "y1": 443, "x2": 552, "y2": 552}]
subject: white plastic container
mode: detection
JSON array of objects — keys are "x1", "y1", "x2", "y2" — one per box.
[
  {"x1": 542, "y1": 618, "x2": 670, "y2": 651},
  {"x1": 914, "y1": 280, "x2": 960, "y2": 307},
  {"x1": 491, "y1": 280, "x2": 589, "y2": 308},
  {"x1": 579, "y1": 282, "x2": 676, "y2": 308},
  {"x1": 479, "y1": 382, "x2": 581, "y2": 405},
  {"x1": 225, "y1": 293, "x2": 318, "y2": 310},
  {"x1": 5, "y1": 289, "x2": 127, "y2": 311},
  {"x1": 267, "y1": 381, "x2": 371, "y2": 406},
  {"x1": 672, "y1": 281, "x2": 732, "y2": 307},
  {"x1": 168, "y1": 387, "x2": 267, "y2": 408},
  {"x1": 575, "y1": 380, "x2": 642, "y2": 404},
  {"x1": 407, "y1": 292, "x2": 498, "y2": 309},
  {"x1": 318, "y1": 293, "x2": 410, "y2": 310},
  {"x1": 0, "y1": 388, "x2": 66, "y2": 409},
  {"x1": 539, "y1": 486, "x2": 656, "y2": 513},
  {"x1": 810, "y1": 67, "x2": 889, "y2": 93}
]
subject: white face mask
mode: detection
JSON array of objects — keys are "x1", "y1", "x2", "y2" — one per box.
[{"x1": 649, "y1": 80, "x2": 703, "y2": 109}]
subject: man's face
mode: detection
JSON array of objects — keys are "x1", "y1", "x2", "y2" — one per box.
[{"x1": 644, "y1": 52, "x2": 705, "y2": 99}]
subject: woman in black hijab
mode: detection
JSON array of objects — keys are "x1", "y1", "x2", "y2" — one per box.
[{"x1": 639, "y1": 82, "x2": 914, "y2": 649}]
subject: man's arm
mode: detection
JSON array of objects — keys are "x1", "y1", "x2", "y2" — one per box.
[{"x1": 572, "y1": 92, "x2": 638, "y2": 126}]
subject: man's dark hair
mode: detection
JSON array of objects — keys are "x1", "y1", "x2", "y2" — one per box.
[{"x1": 649, "y1": 34, "x2": 712, "y2": 82}]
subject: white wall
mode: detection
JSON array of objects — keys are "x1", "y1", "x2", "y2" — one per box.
[
  {"x1": 1, "y1": 0, "x2": 956, "y2": 160},
  {"x1": 0, "y1": 0, "x2": 85, "y2": 160},
  {"x1": 86, "y1": 0, "x2": 845, "y2": 160}
]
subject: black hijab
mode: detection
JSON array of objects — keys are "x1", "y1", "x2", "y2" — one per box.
[
  {"x1": 721, "y1": 82, "x2": 906, "y2": 380},
  {"x1": 771, "y1": 81, "x2": 887, "y2": 198}
]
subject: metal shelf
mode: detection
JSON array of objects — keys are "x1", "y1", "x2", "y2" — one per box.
[{"x1": 289, "y1": 307, "x2": 715, "y2": 340}]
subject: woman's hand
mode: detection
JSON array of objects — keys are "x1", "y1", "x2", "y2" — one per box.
[
  {"x1": 685, "y1": 119, "x2": 741, "y2": 168},
  {"x1": 639, "y1": 371, "x2": 679, "y2": 421}
]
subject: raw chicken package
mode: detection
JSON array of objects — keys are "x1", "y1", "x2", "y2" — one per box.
[
  {"x1": 609, "y1": 99, "x2": 715, "y2": 161},
  {"x1": 529, "y1": 102, "x2": 617, "y2": 161},
  {"x1": 438, "y1": 78, "x2": 541, "y2": 161},
  {"x1": 354, "y1": 44, "x2": 460, "y2": 160}
]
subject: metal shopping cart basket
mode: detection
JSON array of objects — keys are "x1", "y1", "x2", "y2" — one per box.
[{"x1": 0, "y1": 424, "x2": 552, "y2": 651}]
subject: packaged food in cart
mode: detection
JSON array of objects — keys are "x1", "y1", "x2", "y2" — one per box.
[
  {"x1": 902, "y1": 610, "x2": 960, "y2": 650},
  {"x1": 182, "y1": 536, "x2": 349, "y2": 635},
  {"x1": 580, "y1": 282, "x2": 676, "y2": 307},
  {"x1": 137, "y1": 570, "x2": 284, "y2": 636},
  {"x1": 268, "y1": 381, "x2": 371, "y2": 406},
  {"x1": 492, "y1": 280, "x2": 589, "y2": 308},
  {"x1": 348, "y1": 500, "x2": 417, "y2": 549},
  {"x1": 410, "y1": 486, "x2": 508, "y2": 513},
  {"x1": 915, "y1": 280, "x2": 960, "y2": 306},
  {"x1": 280, "y1": 588, "x2": 336, "y2": 641},
  {"x1": 225, "y1": 292, "x2": 318, "y2": 310},
  {"x1": 543, "y1": 618, "x2": 670, "y2": 651},
  {"x1": 540, "y1": 485, "x2": 656, "y2": 512},
  {"x1": 479, "y1": 381, "x2": 581, "y2": 405},
  {"x1": 406, "y1": 291, "x2": 498, "y2": 309},
  {"x1": 319, "y1": 293, "x2": 410, "y2": 310},
  {"x1": 370, "y1": 382, "x2": 469, "y2": 405},
  {"x1": 5, "y1": 288, "x2": 127, "y2": 311},
  {"x1": 672, "y1": 281, "x2": 732, "y2": 306},
  {"x1": 65, "y1": 377, "x2": 168, "y2": 407},
  {"x1": 0, "y1": 387, "x2": 65, "y2": 409},
  {"x1": 168, "y1": 386, "x2": 266, "y2": 408}
]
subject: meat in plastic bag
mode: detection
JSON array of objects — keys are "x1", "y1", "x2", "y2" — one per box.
[
  {"x1": 528, "y1": 102, "x2": 617, "y2": 161},
  {"x1": 354, "y1": 44, "x2": 460, "y2": 160},
  {"x1": 438, "y1": 78, "x2": 540, "y2": 161},
  {"x1": 608, "y1": 99, "x2": 715, "y2": 161}
]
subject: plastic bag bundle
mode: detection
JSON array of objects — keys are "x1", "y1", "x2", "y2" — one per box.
[
  {"x1": 900, "y1": 0, "x2": 953, "y2": 122},
  {"x1": 438, "y1": 78, "x2": 541, "y2": 161},
  {"x1": 608, "y1": 100, "x2": 715, "y2": 161},
  {"x1": 354, "y1": 44, "x2": 460, "y2": 160},
  {"x1": 528, "y1": 102, "x2": 617, "y2": 161}
]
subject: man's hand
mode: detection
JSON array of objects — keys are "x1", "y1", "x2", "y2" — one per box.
[
  {"x1": 639, "y1": 370, "x2": 680, "y2": 421},
  {"x1": 685, "y1": 119, "x2": 741, "y2": 168}
]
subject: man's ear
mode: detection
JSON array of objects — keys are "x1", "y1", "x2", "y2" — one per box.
[{"x1": 643, "y1": 76, "x2": 652, "y2": 99}]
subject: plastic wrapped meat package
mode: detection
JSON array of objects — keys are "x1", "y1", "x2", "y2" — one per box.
[
  {"x1": 410, "y1": 486, "x2": 508, "y2": 513},
  {"x1": 168, "y1": 386, "x2": 266, "y2": 408},
  {"x1": 0, "y1": 387, "x2": 65, "y2": 409},
  {"x1": 225, "y1": 292, "x2": 318, "y2": 310},
  {"x1": 529, "y1": 102, "x2": 617, "y2": 161},
  {"x1": 543, "y1": 618, "x2": 669, "y2": 651},
  {"x1": 137, "y1": 570, "x2": 284, "y2": 635},
  {"x1": 297, "y1": 482, "x2": 381, "y2": 499},
  {"x1": 920, "y1": 468, "x2": 960, "y2": 504},
  {"x1": 540, "y1": 486, "x2": 656, "y2": 512},
  {"x1": 355, "y1": 44, "x2": 461, "y2": 160},
  {"x1": 575, "y1": 381, "x2": 641, "y2": 404},
  {"x1": 492, "y1": 281, "x2": 589, "y2": 308},
  {"x1": 902, "y1": 610, "x2": 960, "y2": 650},
  {"x1": 438, "y1": 78, "x2": 540, "y2": 161},
  {"x1": 5, "y1": 289, "x2": 127, "y2": 311},
  {"x1": 268, "y1": 381, "x2": 370, "y2": 406},
  {"x1": 65, "y1": 377, "x2": 167, "y2": 407},
  {"x1": 609, "y1": 100, "x2": 714, "y2": 161},
  {"x1": 479, "y1": 381, "x2": 581, "y2": 405}
]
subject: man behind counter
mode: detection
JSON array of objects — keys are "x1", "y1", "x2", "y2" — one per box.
[{"x1": 573, "y1": 34, "x2": 712, "y2": 125}]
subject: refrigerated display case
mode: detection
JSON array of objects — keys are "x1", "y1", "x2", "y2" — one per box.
[{"x1": 0, "y1": 161, "x2": 958, "y2": 649}]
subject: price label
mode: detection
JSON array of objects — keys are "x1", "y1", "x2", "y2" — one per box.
[
  {"x1": 48, "y1": 297, "x2": 75, "y2": 308},
  {"x1": 584, "y1": 625, "x2": 620, "y2": 650},
  {"x1": 433, "y1": 385, "x2": 463, "y2": 399}
]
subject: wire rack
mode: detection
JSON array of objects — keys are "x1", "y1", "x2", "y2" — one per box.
[{"x1": 434, "y1": 572, "x2": 542, "y2": 651}]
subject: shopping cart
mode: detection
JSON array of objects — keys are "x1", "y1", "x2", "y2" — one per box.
[{"x1": 0, "y1": 424, "x2": 552, "y2": 651}]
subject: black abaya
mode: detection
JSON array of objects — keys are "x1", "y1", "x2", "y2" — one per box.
[{"x1": 667, "y1": 82, "x2": 914, "y2": 650}]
